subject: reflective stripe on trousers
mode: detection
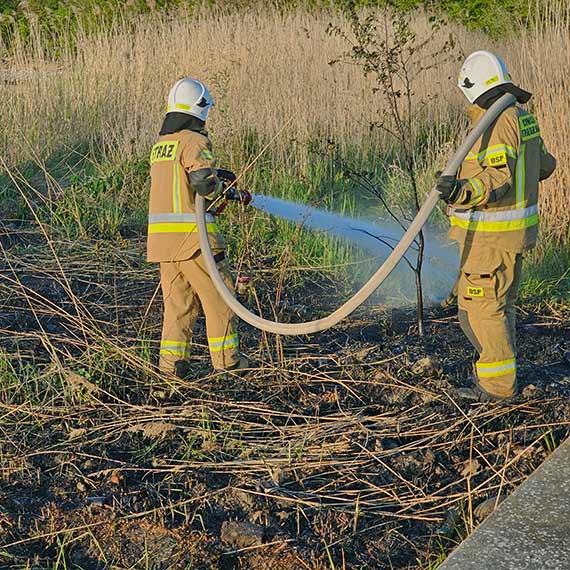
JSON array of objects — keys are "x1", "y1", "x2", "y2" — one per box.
[
  {"x1": 160, "y1": 339, "x2": 191, "y2": 358},
  {"x1": 449, "y1": 204, "x2": 538, "y2": 232},
  {"x1": 208, "y1": 333, "x2": 239, "y2": 353},
  {"x1": 476, "y1": 357, "x2": 516, "y2": 378}
]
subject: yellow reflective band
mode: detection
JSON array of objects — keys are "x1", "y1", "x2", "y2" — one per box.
[
  {"x1": 450, "y1": 214, "x2": 538, "y2": 232},
  {"x1": 477, "y1": 358, "x2": 516, "y2": 378},
  {"x1": 160, "y1": 348, "x2": 190, "y2": 356},
  {"x1": 149, "y1": 212, "x2": 215, "y2": 223},
  {"x1": 466, "y1": 286, "x2": 485, "y2": 297},
  {"x1": 485, "y1": 75, "x2": 499, "y2": 86},
  {"x1": 148, "y1": 222, "x2": 220, "y2": 234},
  {"x1": 208, "y1": 333, "x2": 239, "y2": 343},
  {"x1": 200, "y1": 149, "x2": 214, "y2": 160},
  {"x1": 161, "y1": 340, "x2": 189, "y2": 348},
  {"x1": 150, "y1": 141, "x2": 179, "y2": 165},
  {"x1": 519, "y1": 114, "x2": 540, "y2": 141},
  {"x1": 516, "y1": 144, "x2": 526, "y2": 209},
  {"x1": 209, "y1": 343, "x2": 239, "y2": 353},
  {"x1": 208, "y1": 333, "x2": 239, "y2": 352},
  {"x1": 478, "y1": 369, "x2": 516, "y2": 378},
  {"x1": 477, "y1": 358, "x2": 515, "y2": 369},
  {"x1": 466, "y1": 178, "x2": 484, "y2": 206},
  {"x1": 468, "y1": 178, "x2": 483, "y2": 194},
  {"x1": 466, "y1": 144, "x2": 517, "y2": 163},
  {"x1": 160, "y1": 339, "x2": 190, "y2": 357},
  {"x1": 175, "y1": 103, "x2": 191, "y2": 111},
  {"x1": 172, "y1": 162, "x2": 181, "y2": 213}
]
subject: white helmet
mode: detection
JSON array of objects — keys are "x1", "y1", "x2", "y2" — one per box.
[
  {"x1": 166, "y1": 78, "x2": 214, "y2": 122},
  {"x1": 458, "y1": 50, "x2": 531, "y2": 104}
]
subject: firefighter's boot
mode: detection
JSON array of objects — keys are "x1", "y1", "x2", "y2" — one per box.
[
  {"x1": 456, "y1": 383, "x2": 511, "y2": 403},
  {"x1": 216, "y1": 353, "x2": 254, "y2": 379}
]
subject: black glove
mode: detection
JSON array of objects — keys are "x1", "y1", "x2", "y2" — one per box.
[
  {"x1": 217, "y1": 169, "x2": 237, "y2": 184},
  {"x1": 436, "y1": 175, "x2": 461, "y2": 203},
  {"x1": 225, "y1": 187, "x2": 239, "y2": 201},
  {"x1": 226, "y1": 187, "x2": 253, "y2": 205}
]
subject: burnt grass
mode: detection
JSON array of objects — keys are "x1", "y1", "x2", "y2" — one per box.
[{"x1": 1, "y1": 222, "x2": 570, "y2": 569}]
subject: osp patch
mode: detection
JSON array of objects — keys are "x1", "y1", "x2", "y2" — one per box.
[{"x1": 467, "y1": 286, "x2": 485, "y2": 298}]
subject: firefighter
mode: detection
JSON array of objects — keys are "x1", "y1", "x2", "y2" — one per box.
[
  {"x1": 437, "y1": 51, "x2": 556, "y2": 401},
  {"x1": 147, "y1": 77, "x2": 251, "y2": 377}
]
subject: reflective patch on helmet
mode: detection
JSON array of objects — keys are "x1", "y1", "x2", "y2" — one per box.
[
  {"x1": 519, "y1": 114, "x2": 540, "y2": 141},
  {"x1": 175, "y1": 103, "x2": 191, "y2": 111},
  {"x1": 487, "y1": 152, "x2": 507, "y2": 167},
  {"x1": 485, "y1": 75, "x2": 499, "y2": 86},
  {"x1": 150, "y1": 141, "x2": 179, "y2": 164},
  {"x1": 466, "y1": 286, "x2": 485, "y2": 298},
  {"x1": 200, "y1": 149, "x2": 214, "y2": 160}
]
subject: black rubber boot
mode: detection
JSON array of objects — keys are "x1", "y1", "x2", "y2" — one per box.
[
  {"x1": 173, "y1": 359, "x2": 209, "y2": 380},
  {"x1": 216, "y1": 354, "x2": 253, "y2": 378},
  {"x1": 456, "y1": 383, "x2": 511, "y2": 403}
]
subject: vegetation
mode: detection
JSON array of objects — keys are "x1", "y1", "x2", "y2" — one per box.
[
  {"x1": 0, "y1": 1, "x2": 569, "y2": 568},
  {"x1": 1, "y1": 1, "x2": 568, "y2": 275},
  {"x1": 0, "y1": 0, "x2": 564, "y2": 51}
]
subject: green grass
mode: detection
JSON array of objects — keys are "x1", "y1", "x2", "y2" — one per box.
[
  {"x1": 521, "y1": 245, "x2": 570, "y2": 306},
  {"x1": 2, "y1": 121, "x2": 569, "y2": 309}
]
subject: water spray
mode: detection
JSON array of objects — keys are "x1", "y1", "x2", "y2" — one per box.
[
  {"x1": 249, "y1": 194, "x2": 457, "y2": 303},
  {"x1": 196, "y1": 94, "x2": 516, "y2": 335}
]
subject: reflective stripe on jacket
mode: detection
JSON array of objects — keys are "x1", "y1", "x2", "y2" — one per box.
[
  {"x1": 147, "y1": 130, "x2": 225, "y2": 262},
  {"x1": 448, "y1": 104, "x2": 556, "y2": 252}
]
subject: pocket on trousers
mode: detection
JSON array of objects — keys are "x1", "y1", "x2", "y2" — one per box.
[
  {"x1": 462, "y1": 271, "x2": 498, "y2": 302},
  {"x1": 459, "y1": 247, "x2": 503, "y2": 303}
]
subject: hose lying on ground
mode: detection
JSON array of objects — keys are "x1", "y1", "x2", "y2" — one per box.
[{"x1": 196, "y1": 93, "x2": 516, "y2": 335}]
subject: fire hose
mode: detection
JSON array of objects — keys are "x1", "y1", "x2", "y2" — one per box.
[{"x1": 196, "y1": 93, "x2": 516, "y2": 335}]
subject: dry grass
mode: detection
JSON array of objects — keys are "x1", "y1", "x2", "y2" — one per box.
[
  {"x1": 1, "y1": 191, "x2": 569, "y2": 566},
  {"x1": 0, "y1": 9, "x2": 463, "y2": 154},
  {"x1": 1, "y1": 5, "x2": 568, "y2": 240},
  {"x1": 1, "y1": 5, "x2": 570, "y2": 566}
]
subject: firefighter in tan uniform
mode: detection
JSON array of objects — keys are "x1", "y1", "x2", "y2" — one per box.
[
  {"x1": 437, "y1": 51, "x2": 556, "y2": 401},
  {"x1": 147, "y1": 78, "x2": 251, "y2": 376}
]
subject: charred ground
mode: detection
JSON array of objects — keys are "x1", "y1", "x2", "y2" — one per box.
[{"x1": 1, "y1": 220, "x2": 569, "y2": 569}]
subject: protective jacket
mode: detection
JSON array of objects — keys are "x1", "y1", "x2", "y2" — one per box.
[
  {"x1": 448, "y1": 103, "x2": 556, "y2": 252},
  {"x1": 147, "y1": 129, "x2": 224, "y2": 262}
]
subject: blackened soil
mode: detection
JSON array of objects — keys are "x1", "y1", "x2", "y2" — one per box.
[{"x1": 1, "y1": 228, "x2": 569, "y2": 569}]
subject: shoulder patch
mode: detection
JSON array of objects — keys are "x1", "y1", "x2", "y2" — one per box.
[
  {"x1": 519, "y1": 114, "x2": 540, "y2": 142},
  {"x1": 150, "y1": 141, "x2": 179, "y2": 165}
]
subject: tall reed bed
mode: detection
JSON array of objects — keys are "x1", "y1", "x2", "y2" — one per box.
[{"x1": 0, "y1": 3, "x2": 567, "y2": 241}]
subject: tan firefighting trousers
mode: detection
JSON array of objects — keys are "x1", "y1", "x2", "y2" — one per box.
[
  {"x1": 457, "y1": 244, "x2": 523, "y2": 398},
  {"x1": 159, "y1": 251, "x2": 240, "y2": 373}
]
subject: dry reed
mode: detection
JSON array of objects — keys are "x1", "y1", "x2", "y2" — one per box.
[{"x1": 1, "y1": 5, "x2": 567, "y2": 240}]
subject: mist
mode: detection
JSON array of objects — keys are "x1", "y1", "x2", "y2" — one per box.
[{"x1": 251, "y1": 194, "x2": 458, "y2": 306}]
